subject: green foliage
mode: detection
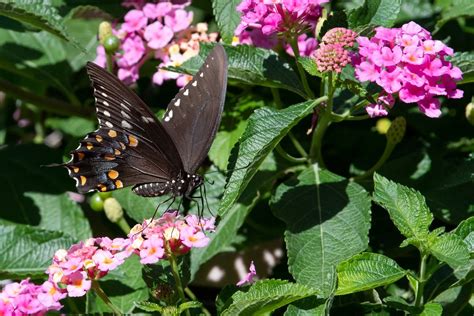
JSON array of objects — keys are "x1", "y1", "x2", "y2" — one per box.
[
  {"x1": 220, "y1": 100, "x2": 320, "y2": 216},
  {"x1": 169, "y1": 43, "x2": 306, "y2": 97},
  {"x1": 436, "y1": 0, "x2": 474, "y2": 32},
  {"x1": 336, "y1": 252, "x2": 406, "y2": 295},
  {"x1": 449, "y1": 51, "x2": 474, "y2": 84},
  {"x1": 0, "y1": 221, "x2": 75, "y2": 278},
  {"x1": 347, "y1": 0, "x2": 402, "y2": 30},
  {"x1": 212, "y1": 0, "x2": 241, "y2": 44},
  {"x1": 271, "y1": 166, "x2": 371, "y2": 297},
  {"x1": 219, "y1": 280, "x2": 319, "y2": 315},
  {"x1": 0, "y1": 0, "x2": 80, "y2": 46}
]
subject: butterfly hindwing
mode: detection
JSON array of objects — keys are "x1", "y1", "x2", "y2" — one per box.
[{"x1": 162, "y1": 45, "x2": 228, "y2": 174}]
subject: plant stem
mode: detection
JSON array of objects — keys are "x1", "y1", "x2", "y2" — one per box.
[
  {"x1": 331, "y1": 112, "x2": 370, "y2": 122},
  {"x1": 309, "y1": 74, "x2": 334, "y2": 166},
  {"x1": 184, "y1": 287, "x2": 211, "y2": 316},
  {"x1": 414, "y1": 254, "x2": 428, "y2": 309},
  {"x1": 116, "y1": 217, "x2": 131, "y2": 235},
  {"x1": 106, "y1": 53, "x2": 114, "y2": 73},
  {"x1": 288, "y1": 36, "x2": 314, "y2": 99},
  {"x1": 0, "y1": 78, "x2": 91, "y2": 118},
  {"x1": 275, "y1": 144, "x2": 307, "y2": 163},
  {"x1": 91, "y1": 280, "x2": 122, "y2": 315},
  {"x1": 167, "y1": 249, "x2": 190, "y2": 316}
]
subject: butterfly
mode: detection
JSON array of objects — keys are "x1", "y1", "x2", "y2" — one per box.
[{"x1": 64, "y1": 45, "x2": 228, "y2": 201}]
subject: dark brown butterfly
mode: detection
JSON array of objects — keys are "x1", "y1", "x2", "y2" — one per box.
[{"x1": 64, "y1": 45, "x2": 228, "y2": 200}]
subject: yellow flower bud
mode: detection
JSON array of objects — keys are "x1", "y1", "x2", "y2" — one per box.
[
  {"x1": 375, "y1": 118, "x2": 391, "y2": 134},
  {"x1": 466, "y1": 101, "x2": 474, "y2": 125},
  {"x1": 98, "y1": 21, "x2": 113, "y2": 44},
  {"x1": 103, "y1": 197, "x2": 123, "y2": 223}
]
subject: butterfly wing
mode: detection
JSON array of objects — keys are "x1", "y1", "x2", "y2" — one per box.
[
  {"x1": 162, "y1": 45, "x2": 228, "y2": 174},
  {"x1": 65, "y1": 62, "x2": 183, "y2": 193}
]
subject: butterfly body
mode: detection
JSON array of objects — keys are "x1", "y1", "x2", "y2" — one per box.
[
  {"x1": 64, "y1": 45, "x2": 228, "y2": 201},
  {"x1": 132, "y1": 173, "x2": 203, "y2": 198}
]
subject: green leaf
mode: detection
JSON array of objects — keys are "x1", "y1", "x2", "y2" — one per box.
[
  {"x1": 347, "y1": 0, "x2": 402, "y2": 29},
  {"x1": 436, "y1": 0, "x2": 474, "y2": 32},
  {"x1": 169, "y1": 43, "x2": 305, "y2": 97},
  {"x1": 271, "y1": 165, "x2": 371, "y2": 296},
  {"x1": 454, "y1": 217, "x2": 474, "y2": 252},
  {"x1": 429, "y1": 233, "x2": 470, "y2": 269},
  {"x1": 46, "y1": 117, "x2": 95, "y2": 137},
  {"x1": 0, "y1": 0, "x2": 80, "y2": 45},
  {"x1": 0, "y1": 144, "x2": 73, "y2": 225},
  {"x1": 209, "y1": 120, "x2": 247, "y2": 170},
  {"x1": 373, "y1": 173, "x2": 433, "y2": 244},
  {"x1": 220, "y1": 279, "x2": 319, "y2": 316},
  {"x1": 336, "y1": 252, "x2": 406, "y2": 295},
  {"x1": 134, "y1": 301, "x2": 163, "y2": 312},
  {"x1": 90, "y1": 256, "x2": 148, "y2": 314},
  {"x1": 298, "y1": 56, "x2": 321, "y2": 77},
  {"x1": 0, "y1": 220, "x2": 75, "y2": 278},
  {"x1": 25, "y1": 192, "x2": 92, "y2": 241},
  {"x1": 448, "y1": 51, "x2": 474, "y2": 85},
  {"x1": 397, "y1": 0, "x2": 436, "y2": 23},
  {"x1": 219, "y1": 100, "x2": 319, "y2": 216},
  {"x1": 212, "y1": 0, "x2": 241, "y2": 44},
  {"x1": 419, "y1": 302, "x2": 442, "y2": 316},
  {"x1": 178, "y1": 301, "x2": 203, "y2": 312}
]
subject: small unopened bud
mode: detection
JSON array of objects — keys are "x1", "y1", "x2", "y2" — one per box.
[
  {"x1": 386, "y1": 117, "x2": 406, "y2": 145},
  {"x1": 98, "y1": 21, "x2": 113, "y2": 44},
  {"x1": 466, "y1": 102, "x2": 474, "y2": 125},
  {"x1": 103, "y1": 35, "x2": 120, "y2": 54},
  {"x1": 375, "y1": 118, "x2": 391, "y2": 135},
  {"x1": 103, "y1": 197, "x2": 123, "y2": 223}
]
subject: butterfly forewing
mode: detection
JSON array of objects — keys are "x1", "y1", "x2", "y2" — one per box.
[
  {"x1": 66, "y1": 63, "x2": 183, "y2": 193},
  {"x1": 162, "y1": 45, "x2": 228, "y2": 174}
]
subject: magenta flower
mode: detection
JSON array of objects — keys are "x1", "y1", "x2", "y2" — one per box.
[
  {"x1": 66, "y1": 271, "x2": 91, "y2": 297},
  {"x1": 236, "y1": 261, "x2": 257, "y2": 286},
  {"x1": 122, "y1": 9, "x2": 148, "y2": 33},
  {"x1": 321, "y1": 27, "x2": 357, "y2": 47},
  {"x1": 118, "y1": 65, "x2": 139, "y2": 84},
  {"x1": 143, "y1": 2, "x2": 172, "y2": 19},
  {"x1": 139, "y1": 235, "x2": 165, "y2": 264},
  {"x1": 120, "y1": 35, "x2": 145, "y2": 66},
  {"x1": 366, "y1": 94, "x2": 395, "y2": 118},
  {"x1": 353, "y1": 21, "x2": 463, "y2": 118},
  {"x1": 234, "y1": 0, "x2": 328, "y2": 54},
  {"x1": 164, "y1": 9, "x2": 193, "y2": 32},
  {"x1": 144, "y1": 21, "x2": 174, "y2": 49}
]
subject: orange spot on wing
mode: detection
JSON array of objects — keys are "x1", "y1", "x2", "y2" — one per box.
[
  {"x1": 108, "y1": 170, "x2": 119, "y2": 179},
  {"x1": 96, "y1": 135, "x2": 103, "y2": 142},
  {"x1": 115, "y1": 180, "x2": 123, "y2": 188},
  {"x1": 77, "y1": 152, "x2": 85, "y2": 160},
  {"x1": 86, "y1": 142, "x2": 93, "y2": 150},
  {"x1": 108, "y1": 130, "x2": 117, "y2": 138},
  {"x1": 114, "y1": 149, "x2": 121, "y2": 156},
  {"x1": 104, "y1": 154, "x2": 115, "y2": 161},
  {"x1": 80, "y1": 176, "x2": 87, "y2": 186},
  {"x1": 72, "y1": 166, "x2": 79, "y2": 173},
  {"x1": 128, "y1": 135, "x2": 138, "y2": 147}
]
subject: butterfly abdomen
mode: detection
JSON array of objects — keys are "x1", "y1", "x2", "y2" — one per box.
[
  {"x1": 132, "y1": 173, "x2": 203, "y2": 198},
  {"x1": 132, "y1": 182, "x2": 172, "y2": 197}
]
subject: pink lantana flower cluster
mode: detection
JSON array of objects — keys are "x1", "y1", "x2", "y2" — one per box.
[
  {"x1": 95, "y1": 0, "x2": 218, "y2": 87},
  {"x1": 353, "y1": 21, "x2": 463, "y2": 118},
  {"x1": 129, "y1": 211, "x2": 215, "y2": 264},
  {"x1": 0, "y1": 279, "x2": 65, "y2": 315},
  {"x1": 234, "y1": 0, "x2": 329, "y2": 56},
  {"x1": 313, "y1": 27, "x2": 357, "y2": 73},
  {"x1": 46, "y1": 237, "x2": 133, "y2": 297},
  {"x1": 1, "y1": 211, "x2": 215, "y2": 314}
]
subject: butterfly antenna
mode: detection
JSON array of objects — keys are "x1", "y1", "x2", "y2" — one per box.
[
  {"x1": 202, "y1": 182, "x2": 214, "y2": 217},
  {"x1": 134, "y1": 196, "x2": 174, "y2": 237}
]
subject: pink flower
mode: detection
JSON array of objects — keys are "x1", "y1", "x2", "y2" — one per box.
[
  {"x1": 144, "y1": 22, "x2": 174, "y2": 49},
  {"x1": 236, "y1": 261, "x2": 257, "y2": 286},
  {"x1": 122, "y1": 9, "x2": 148, "y2": 33},
  {"x1": 139, "y1": 235, "x2": 165, "y2": 264},
  {"x1": 372, "y1": 46, "x2": 402, "y2": 67},
  {"x1": 322, "y1": 27, "x2": 357, "y2": 47},
  {"x1": 143, "y1": 2, "x2": 172, "y2": 19},
  {"x1": 286, "y1": 34, "x2": 317, "y2": 56},
  {"x1": 93, "y1": 45, "x2": 107, "y2": 68},
  {"x1": 164, "y1": 9, "x2": 193, "y2": 32},
  {"x1": 66, "y1": 271, "x2": 91, "y2": 297},
  {"x1": 92, "y1": 250, "x2": 123, "y2": 271},
  {"x1": 37, "y1": 281, "x2": 66, "y2": 309},
  {"x1": 118, "y1": 65, "x2": 139, "y2": 84},
  {"x1": 121, "y1": 35, "x2": 145, "y2": 66},
  {"x1": 180, "y1": 227, "x2": 210, "y2": 248},
  {"x1": 353, "y1": 21, "x2": 463, "y2": 118},
  {"x1": 366, "y1": 94, "x2": 394, "y2": 118}
]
